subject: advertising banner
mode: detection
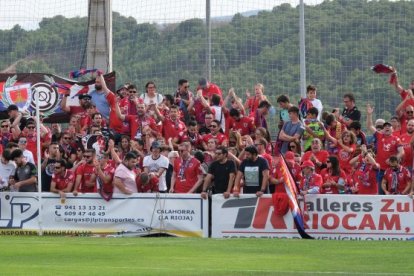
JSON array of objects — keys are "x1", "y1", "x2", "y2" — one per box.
[
  {"x1": 0, "y1": 193, "x2": 208, "y2": 237},
  {"x1": 212, "y1": 194, "x2": 414, "y2": 240}
]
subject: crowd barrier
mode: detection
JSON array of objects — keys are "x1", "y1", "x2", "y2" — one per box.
[{"x1": 1, "y1": 193, "x2": 413, "y2": 240}]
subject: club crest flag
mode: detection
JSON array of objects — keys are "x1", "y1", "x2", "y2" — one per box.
[
  {"x1": 4, "y1": 83, "x2": 32, "y2": 111},
  {"x1": 0, "y1": 72, "x2": 116, "y2": 122}
]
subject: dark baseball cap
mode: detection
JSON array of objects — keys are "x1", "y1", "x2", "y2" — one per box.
[
  {"x1": 198, "y1": 78, "x2": 208, "y2": 88},
  {"x1": 7, "y1": 105, "x2": 18, "y2": 112},
  {"x1": 78, "y1": 94, "x2": 92, "y2": 100}
]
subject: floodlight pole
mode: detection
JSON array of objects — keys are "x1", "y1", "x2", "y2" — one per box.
[
  {"x1": 206, "y1": 0, "x2": 211, "y2": 80},
  {"x1": 299, "y1": 0, "x2": 307, "y2": 98},
  {"x1": 35, "y1": 89, "x2": 43, "y2": 236}
]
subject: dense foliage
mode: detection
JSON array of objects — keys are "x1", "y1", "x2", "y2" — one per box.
[{"x1": 1, "y1": 0, "x2": 414, "y2": 119}]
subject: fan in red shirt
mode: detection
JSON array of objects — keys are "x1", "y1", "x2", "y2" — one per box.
[
  {"x1": 299, "y1": 160, "x2": 323, "y2": 195},
  {"x1": 136, "y1": 172, "x2": 159, "y2": 193},
  {"x1": 284, "y1": 151, "x2": 302, "y2": 185},
  {"x1": 155, "y1": 105, "x2": 186, "y2": 144},
  {"x1": 323, "y1": 129, "x2": 357, "y2": 175},
  {"x1": 20, "y1": 119, "x2": 50, "y2": 164},
  {"x1": 244, "y1": 83, "x2": 269, "y2": 116},
  {"x1": 229, "y1": 108, "x2": 256, "y2": 136},
  {"x1": 398, "y1": 118, "x2": 414, "y2": 171},
  {"x1": 349, "y1": 148, "x2": 379, "y2": 195},
  {"x1": 201, "y1": 120, "x2": 228, "y2": 150},
  {"x1": 50, "y1": 160, "x2": 75, "y2": 200},
  {"x1": 197, "y1": 77, "x2": 223, "y2": 101},
  {"x1": 320, "y1": 156, "x2": 347, "y2": 194},
  {"x1": 381, "y1": 156, "x2": 411, "y2": 195},
  {"x1": 170, "y1": 142, "x2": 203, "y2": 193},
  {"x1": 301, "y1": 138, "x2": 329, "y2": 174},
  {"x1": 174, "y1": 120, "x2": 202, "y2": 150},
  {"x1": 115, "y1": 99, "x2": 158, "y2": 140},
  {"x1": 94, "y1": 153, "x2": 115, "y2": 199},
  {"x1": 396, "y1": 105, "x2": 414, "y2": 134},
  {"x1": 73, "y1": 149, "x2": 97, "y2": 195}
]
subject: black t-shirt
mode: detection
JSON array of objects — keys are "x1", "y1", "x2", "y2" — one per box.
[
  {"x1": 239, "y1": 156, "x2": 269, "y2": 194},
  {"x1": 208, "y1": 159, "x2": 236, "y2": 194},
  {"x1": 41, "y1": 158, "x2": 57, "y2": 192},
  {"x1": 342, "y1": 106, "x2": 361, "y2": 122},
  {"x1": 15, "y1": 162, "x2": 37, "y2": 192}
]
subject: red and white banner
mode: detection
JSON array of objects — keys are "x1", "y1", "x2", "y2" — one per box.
[
  {"x1": 212, "y1": 194, "x2": 414, "y2": 240},
  {"x1": 0, "y1": 193, "x2": 208, "y2": 237}
]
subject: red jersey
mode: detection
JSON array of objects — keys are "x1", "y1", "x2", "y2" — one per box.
[
  {"x1": 286, "y1": 161, "x2": 302, "y2": 184},
  {"x1": 299, "y1": 173, "x2": 323, "y2": 194},
  {"x1": 374, "y1": 132, "x2": 402, "y2": 170},
  {"x1": 21, "y1": 132, "x2": 48, "y2": 164},
  {"x1": 52, "y1": 169, "x2": 75, "y2": 191},
  {"x1": 229, "y1": 116, "x2": 255, "y2": 136},
  {"x1": 119, "y1": 97, "x2": 137, "y2": 115},
  {"x1": 383, "y1": 166, "x2": 411, "y2": 194},
  {"x1": 176, "y1": 131, "x2": 202, "y2": 149},
  {"x1": 202, "y1": 133, "x2": 227, "y2": 146},
  {"x1": 75, "y1": 163, "x2": 97, "y2": 193},
  {"x1": 173, "y1": 157, "x2": 201, "y2": 193},
  {"x1": 245, "y1": 96, "x2": 261, "y2": 116},
  {"x1": 136, "y1": 176, "x2": 159, "y2": 193},
  {"x1": 337, "y1": 143, "x2": 356, "y2": 174},
  {"x1": 320, "y1": 168, "x2": 347, "y2": 194},
  {"x1": 161, "y1": 118, "x2": 187, "y2": 143},
  {"x1": 200, "y1": 83, "x2": 222, "y2": 100},
  {"x1": 125, "y1": 115, "x2": 158, "y2": 140},
  {"x1": 271, "y1": 166, "x2": 287, "y2": 194},
  {"x1": 108, "y1": 92, "x2": 129, "y2": 134},
  {"x1": 301, "y1": 150, "x2": 329, "y2": 174},
  {"x1": 327, "y1": 122, "x2": 347, "y2": 154},
  {"x1": 69, "y1": 106, "x2": 86, "y2": 116},
  {"x1": 353, "y1": 162, "x2": 378, "y2": 195},
  {"x1": 99, "y1": 162, "x2": 115, "y2": 194},
  {"x1": 399, "y1": 132, "x2": 413, "y2": 168}
]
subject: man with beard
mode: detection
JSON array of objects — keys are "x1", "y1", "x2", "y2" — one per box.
[
  {"x1": 73, "y1": 149, "x2": 97, "y2": 195},
  {"x1": 113, "y1": 152, "x2": 138, "y2": 194},
  {"x1": 233, "y1": 145, "x2": 270, "y2": 197},
  {"x1": 89, "y1": 73, "x2": 111, "y2": 120},
  {"x1": 115, "y1": 98, "x2": 158, "y2": 141},
  {"x1": 0, "y1": 118, "x2": 20, "y2": 150},
  {"x1": 120, "y1": 84, "x2": 139, "y2": 116},
  {"x1": 9, "y1": 149, "x2": 37, "y2": 192},
  {"x1": 50, "y1": 159, "x2": 75, "y2": 201},
  {"x1": 41, "y1": 142, "x2": 61, "y2": 191},
  {"x1": 170, "y1": 142, "x2": 203, "y2": 193},
  {"x1": 61, "y1": 93, "x2": 92, "y2": 121},
  {"x1": 175, "y1": 120, "x2": 202, "y2": 150},
  {"x1": 0, "y1": 150, "x2": 16, "y2": 191},
  {"x1": 143, "y1": 141, "x2": 169, "y2": 193},
  {"x1": 399, "y1": 119, "x2": 414, "y2": 172},
  {"x1": 201, "y1": 146, "x2": 236, "y2": 199},
  {"x1": 229, "y1": 108, "x2": 255, "y2": 136},
  {"x1": 381, "y1": 156, "x2": 411, "y2": 195},
  {"x1": 201, "y1": 120, "x2": 227, "y2": 150},
  {"x1": 174, "y1": 79, "x2": 193, "y2": 123},
  {"x1": 94, "y1": 152, "x2": 115, "y2": 199}
]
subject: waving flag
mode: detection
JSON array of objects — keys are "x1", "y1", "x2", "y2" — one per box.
[
  {"x1": 279, "y1": 154, "x2": 313, "y2": 239},
  {"x1": 371, "y1": 64, "x2": 395, "y2": 74},
  {"x1": 69, "y1": 68, "x2": 102, "y2": 79}
]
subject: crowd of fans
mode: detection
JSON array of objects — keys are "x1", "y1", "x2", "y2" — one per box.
[{"x1": 0, "y1": 71, "x2": 413, "y2": 202}]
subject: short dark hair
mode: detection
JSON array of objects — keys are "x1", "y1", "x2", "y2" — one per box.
[
  {"x1": 124, "y1": 152, "x2": 137, "y2": 160},
  {"x1": 308, "y1": 107, "x2": 319, "y2": 116},
  {"x1": 6, "y1": 142, "x2": 18, "y2": 149},
  {"x1": 325, "y1": 114, "x2": 336, "y2": 126},
  {"x1": 211, "y1": 94, "x2": 221, "y2": 106},
  {"x1": 229, "y1": 108, "x2": 240, "y2": 117},
  {"x1": 193, "y1": 151, "x2": 204, "y2": 163},
  {"x1": 91, "y1": 112, "x2": 102, "y2": 120},
  {"x1": 2, "y1": 149, "x2": 11, "y2": 161},
  {"x1": 349, "y1": 121, "x2": 361, "y2": 130},
  {"x1": 277, "y1": 95, "x2": 290, "y2": 103},
  {"x1": 85, "y1": 148, "x2": 96, "y2": 155},
  {"x1": 164, "y1": 94, "x2": 174, "y2": 105},
  {"x1": 55, "y1": 159, "x2": 67, "y2": 168},
  {"x1": 288, "y1": 106, "x2": 300, "y2": 114},
  {"x1": 245, "y1": 145, "x2": 258, "y2": 155},
  {"x1": 216, "y1": 146, "x2": 228, "y2": 155},
  {"x1": 307, "y1": 85, "x2": 316, "y2": 92},
  {"x1": 258, "y1": 100, "x2": 271, "y2": 109},
  {"x1": 187, "y1": 120, "x2": 197, "y2": 127},
  {"x1": 343, "y1": 93, "x2": 355, "y2": 102},
  {"x1": 10, "y1": 149, "x2": 23, "y2": 159},
  {"x1": 389, "y1": 156, "x2": 399, "y2": 163},
  {"x1": 127, "y1": 84, "x2": 137, "y2": 91},
  {"x1": 145, "y1": 81, "x2": 156, "y2": 89},
  {"x1": 178, "y1": 79, "x2": 188, "y2": 86}
]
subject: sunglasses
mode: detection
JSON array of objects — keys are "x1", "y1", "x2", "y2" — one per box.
[
  {"x1": 83, "y1": 155, "x2": 92, "y2": 158},
  {"x1": 407, "y1": 111, "x2": 414, "y2": 114},
  {"x1": 209, "y1": 125, "x2": 218, "y2": 129},
  {"x1": 63, "y1": 137, "x2": 70, "y2": 140},
  {"x1": 129, "y1": 90, "x2": 137, "y2": 94},
  {"x1": 19, "y1": 140, "x2": 27, "y2": 144},
  {"x1": 215, "y1": 152, "x2": 223, "y2": 155},
  {"x1": 27, "y1": 126, "x2": 35, "y2": 129},
  {"x1": 183, "y1": 85, "x2": 189, "y2": 89},
  {"x1": 54, "y1": 166, "x2": 62, "y2": 170},
  {"x1": 1, "y1": 125, "x2": 9, "y2": 128}
]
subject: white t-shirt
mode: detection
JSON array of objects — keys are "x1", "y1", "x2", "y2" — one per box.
[
  {"x1": 310, "y1": 98, "x2": 323, "y2": 121},
  {"x1": 114, "y1": 163, "x2": 137, "y2": 194},
  {"x1": 139, "y1": 93, "x2": 164, "y2": 106},
  {"x1": 211, "y1": 105, "x2": 225, "y2": 132},
  {"x1": 0, "y1": 160, "x2": 16, "y2": 189},
  {"x1": 143, "y1": 154, "x2": 169, "y2": 192},
  {"x1": 23, "y1": 149, "x2": 35, "y2": 165}
]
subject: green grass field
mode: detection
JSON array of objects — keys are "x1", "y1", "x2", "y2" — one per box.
[{"x1": 0, "y1": 236, "x2": 412, "y2": 275}]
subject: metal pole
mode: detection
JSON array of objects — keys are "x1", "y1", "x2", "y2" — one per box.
[
  {"x1": 299, "y1": 0, "x2": 306, "y2": 98},
  {"x1": 35, "y1": 89, "x2": 43, "y2": 236},
  {"x1": 206, "y1": 0, "x2": 211, "y2": 80}
]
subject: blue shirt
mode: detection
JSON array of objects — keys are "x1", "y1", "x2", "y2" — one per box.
[{"x1": 89, "y1": 90, "x2": 110, "y2": 119}]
